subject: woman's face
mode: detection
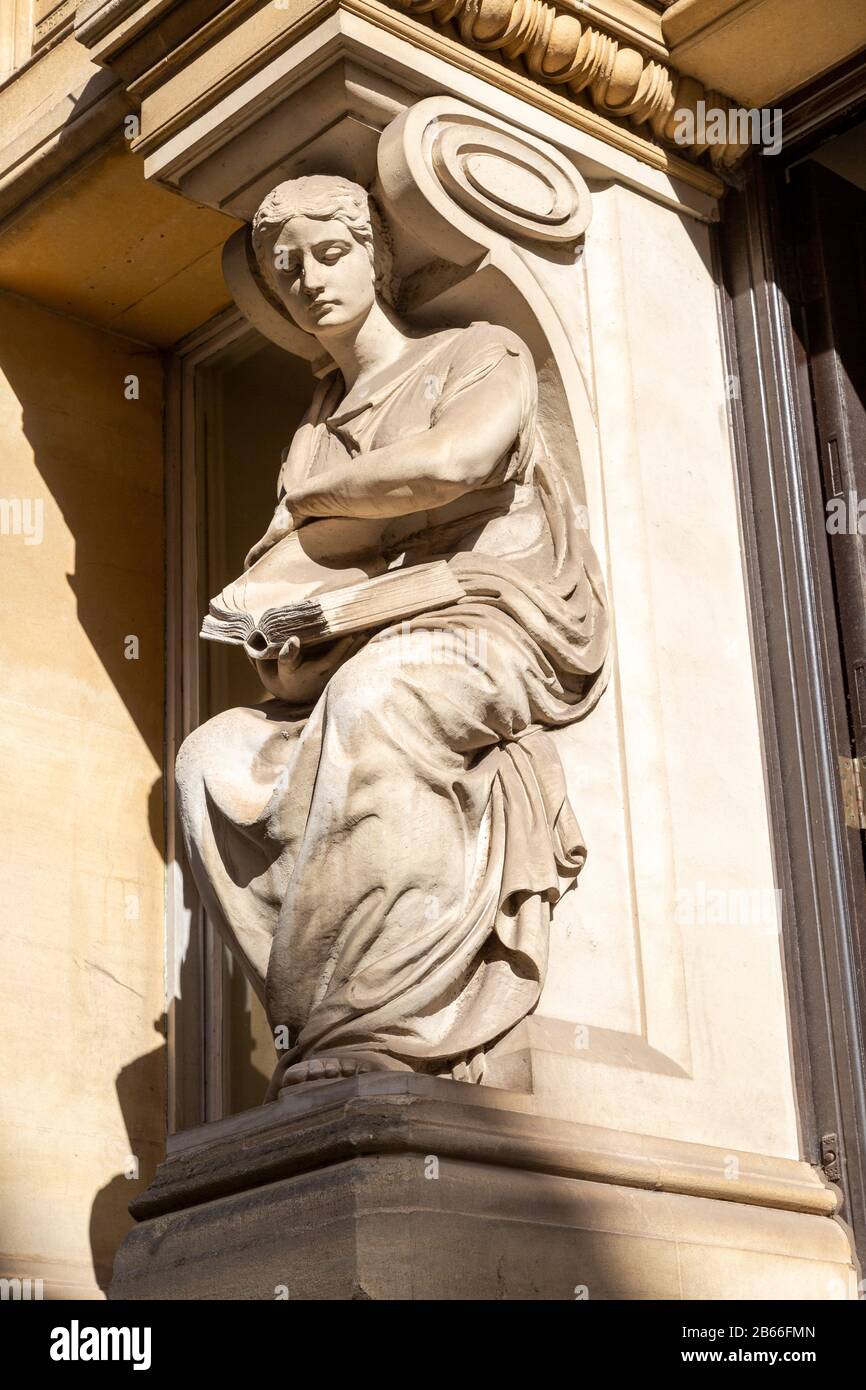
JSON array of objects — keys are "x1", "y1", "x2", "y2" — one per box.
[{"x1": 264, "y1": 215, "x2": 377, "y2": 339}]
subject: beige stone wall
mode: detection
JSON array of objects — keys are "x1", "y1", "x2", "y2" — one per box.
[
  {"x1": 517, "y1": 178, "x2": 800, "y2": 1158},
  {"x1": 0, "y1": 291, "x2": 165, "y2": 1298}
]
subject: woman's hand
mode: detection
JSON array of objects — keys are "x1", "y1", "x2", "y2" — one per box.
[
  {"x1": 252, "y1": 634, "x2": 360, "y2": 704},
  {"x1": 243, "y1": 499, "x2": 297, "y2": 570}
]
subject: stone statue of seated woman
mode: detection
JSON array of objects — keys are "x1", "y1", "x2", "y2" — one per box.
[{"x1": 176, "y1": 174, "x2": 609, "y2": 1097}]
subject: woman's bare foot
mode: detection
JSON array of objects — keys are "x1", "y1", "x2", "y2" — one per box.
[
  {"x1": 265, "y1": 1047, "x2": 415, "y2": 1100},
  {"x1": 276, "y1": 1049, "x2": 419, "y2": 1091},
  {"x1": 278, "y1": 1054, "x2": 374, "y2": 1088}
]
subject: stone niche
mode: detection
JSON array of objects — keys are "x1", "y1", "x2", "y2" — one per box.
[{"x1": 105, "y1": 10, "x2": 857, "y2": 1299}]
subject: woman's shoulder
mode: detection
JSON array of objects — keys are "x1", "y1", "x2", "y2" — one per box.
[
  {"x1": 455, "y1": 319, "x2": 529, "y2": 352},
  {"x1": 433, "y1": 320, "x2": 533, "y2": 374}
]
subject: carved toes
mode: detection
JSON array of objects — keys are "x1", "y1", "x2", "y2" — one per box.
[{"x1": 278, "y1": 1054, "x2": 375, "y2": 1089}]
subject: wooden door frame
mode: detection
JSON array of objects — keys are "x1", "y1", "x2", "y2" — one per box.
[
  {"x1": 164, "y1": 306, "x2": 257, "y2": 1136},
  {"x1": 717, "y1": 61, "x2": 866, "y2": 1266}
]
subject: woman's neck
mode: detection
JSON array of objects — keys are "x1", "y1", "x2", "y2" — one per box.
[{"x1": 324, "y1": 300, "x2": 414, "y2": 391}]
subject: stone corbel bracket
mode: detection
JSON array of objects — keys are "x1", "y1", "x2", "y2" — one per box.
[{"x1": 388, "y1": 0, "x2": 748, "y2": 170}]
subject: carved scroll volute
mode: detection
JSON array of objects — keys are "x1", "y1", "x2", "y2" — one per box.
[{"x1": 377, "y1": 96, "x2": 598, "y2": 501}]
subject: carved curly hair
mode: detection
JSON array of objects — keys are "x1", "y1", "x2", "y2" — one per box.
[{"x1": 251, "y1": 175, "x2": 395, "y2": 307}]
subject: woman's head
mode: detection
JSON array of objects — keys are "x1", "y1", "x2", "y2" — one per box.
[{"x1": 251, "y1": 176, "x2": 393, "y2": 340}]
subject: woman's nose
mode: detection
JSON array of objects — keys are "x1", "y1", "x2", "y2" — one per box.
[{"x1": 302, "y1": 255, "x2": 324, "y2": 294}]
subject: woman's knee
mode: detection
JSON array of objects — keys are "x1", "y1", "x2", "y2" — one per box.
[
  {"x1": 176, "y1": 707, "x2": 254, "y2": 801},
  {"x1": 175, "y1": 722, "x2": 212, "y2": 821},
  {"x1": 323, "y1": 646, "x2": 424, "y2": 738}
]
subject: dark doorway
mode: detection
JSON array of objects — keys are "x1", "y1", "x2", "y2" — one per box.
[{"x1": 720, "y1": 103, "x2": 866, "y2": 1270}]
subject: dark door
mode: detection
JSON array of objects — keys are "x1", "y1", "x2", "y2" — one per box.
[
  {"x1": 787, "y1": 159, "x2": 866, "y2": 1239},
  {"x1": 793, "y1": 164, "x2": 866, "y2": 766}
]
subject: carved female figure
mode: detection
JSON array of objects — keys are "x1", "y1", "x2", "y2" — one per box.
[{"x1": 176, "y1": 175, "x2": 608, "y2": 1095}]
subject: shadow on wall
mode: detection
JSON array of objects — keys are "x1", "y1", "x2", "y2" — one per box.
[
  {"x1": 0, "y1": 289, "x2": 167, "y2": 1296},
  {"x1": 89, "y1": 1013, "x2": 168, "y2": 1294},
  {"x1": 0, "y1": 291, "x2": 166, "y2": 769}
]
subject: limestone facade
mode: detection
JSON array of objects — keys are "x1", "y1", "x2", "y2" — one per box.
[{"x1": 0, "y1": 0, "x2": 863, "y2": 1299}]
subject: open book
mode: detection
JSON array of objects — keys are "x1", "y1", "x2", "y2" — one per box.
[{"x1": 200, "y1": 521, "x2": 466, "y2": 661}]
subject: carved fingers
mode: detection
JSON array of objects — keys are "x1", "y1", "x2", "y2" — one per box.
[{"x1": 243, "y1": 502, "x2": 297, "y2": 569}]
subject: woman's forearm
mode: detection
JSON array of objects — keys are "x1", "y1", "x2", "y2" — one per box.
[
  {"x1": 290, "y1": 359, "x2": 524, "y2": 521},
  {"x1": 290, "y1": 434, "x2": 477, "y2": 520}
]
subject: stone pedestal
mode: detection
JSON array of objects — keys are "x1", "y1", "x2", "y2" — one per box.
[{"x1": 109, "y1": 1075, "x2": 854, "y2": 1300}]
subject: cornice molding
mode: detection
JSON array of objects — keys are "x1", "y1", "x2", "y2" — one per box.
[
  {"x1": 387, "y1": 0, "x2": 745, "y2": 169},
  {"x1": 33, "y1": 0, "x2": 78, "y2": 51},
  {"x1": 74, "y1": 0, "x2": 261, "y2": 79},
  {"x1": 74, "y1": 0, "x2": 177, "y2": 55},
  {"x1": 126, "y1": 0, "x2": 724, "y2": 203},
  {"x1": 72, "y1": 0, "x2": 746, "y2": 177},
  {"x1": 556, "y1": 0, "x2": 667, "y2": 59}
]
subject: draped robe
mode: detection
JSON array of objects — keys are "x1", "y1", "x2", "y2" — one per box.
[{"x1": 176, "y1": 321, "x2": 609, "y2": 1088}]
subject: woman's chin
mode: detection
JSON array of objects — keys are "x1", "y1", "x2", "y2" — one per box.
[
  {"x1": 312, "y1": 313, "x2": 347, "y2": 334},
  {"x1": 311, "y1": 306, "x2": 371, "y2": 339}
]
